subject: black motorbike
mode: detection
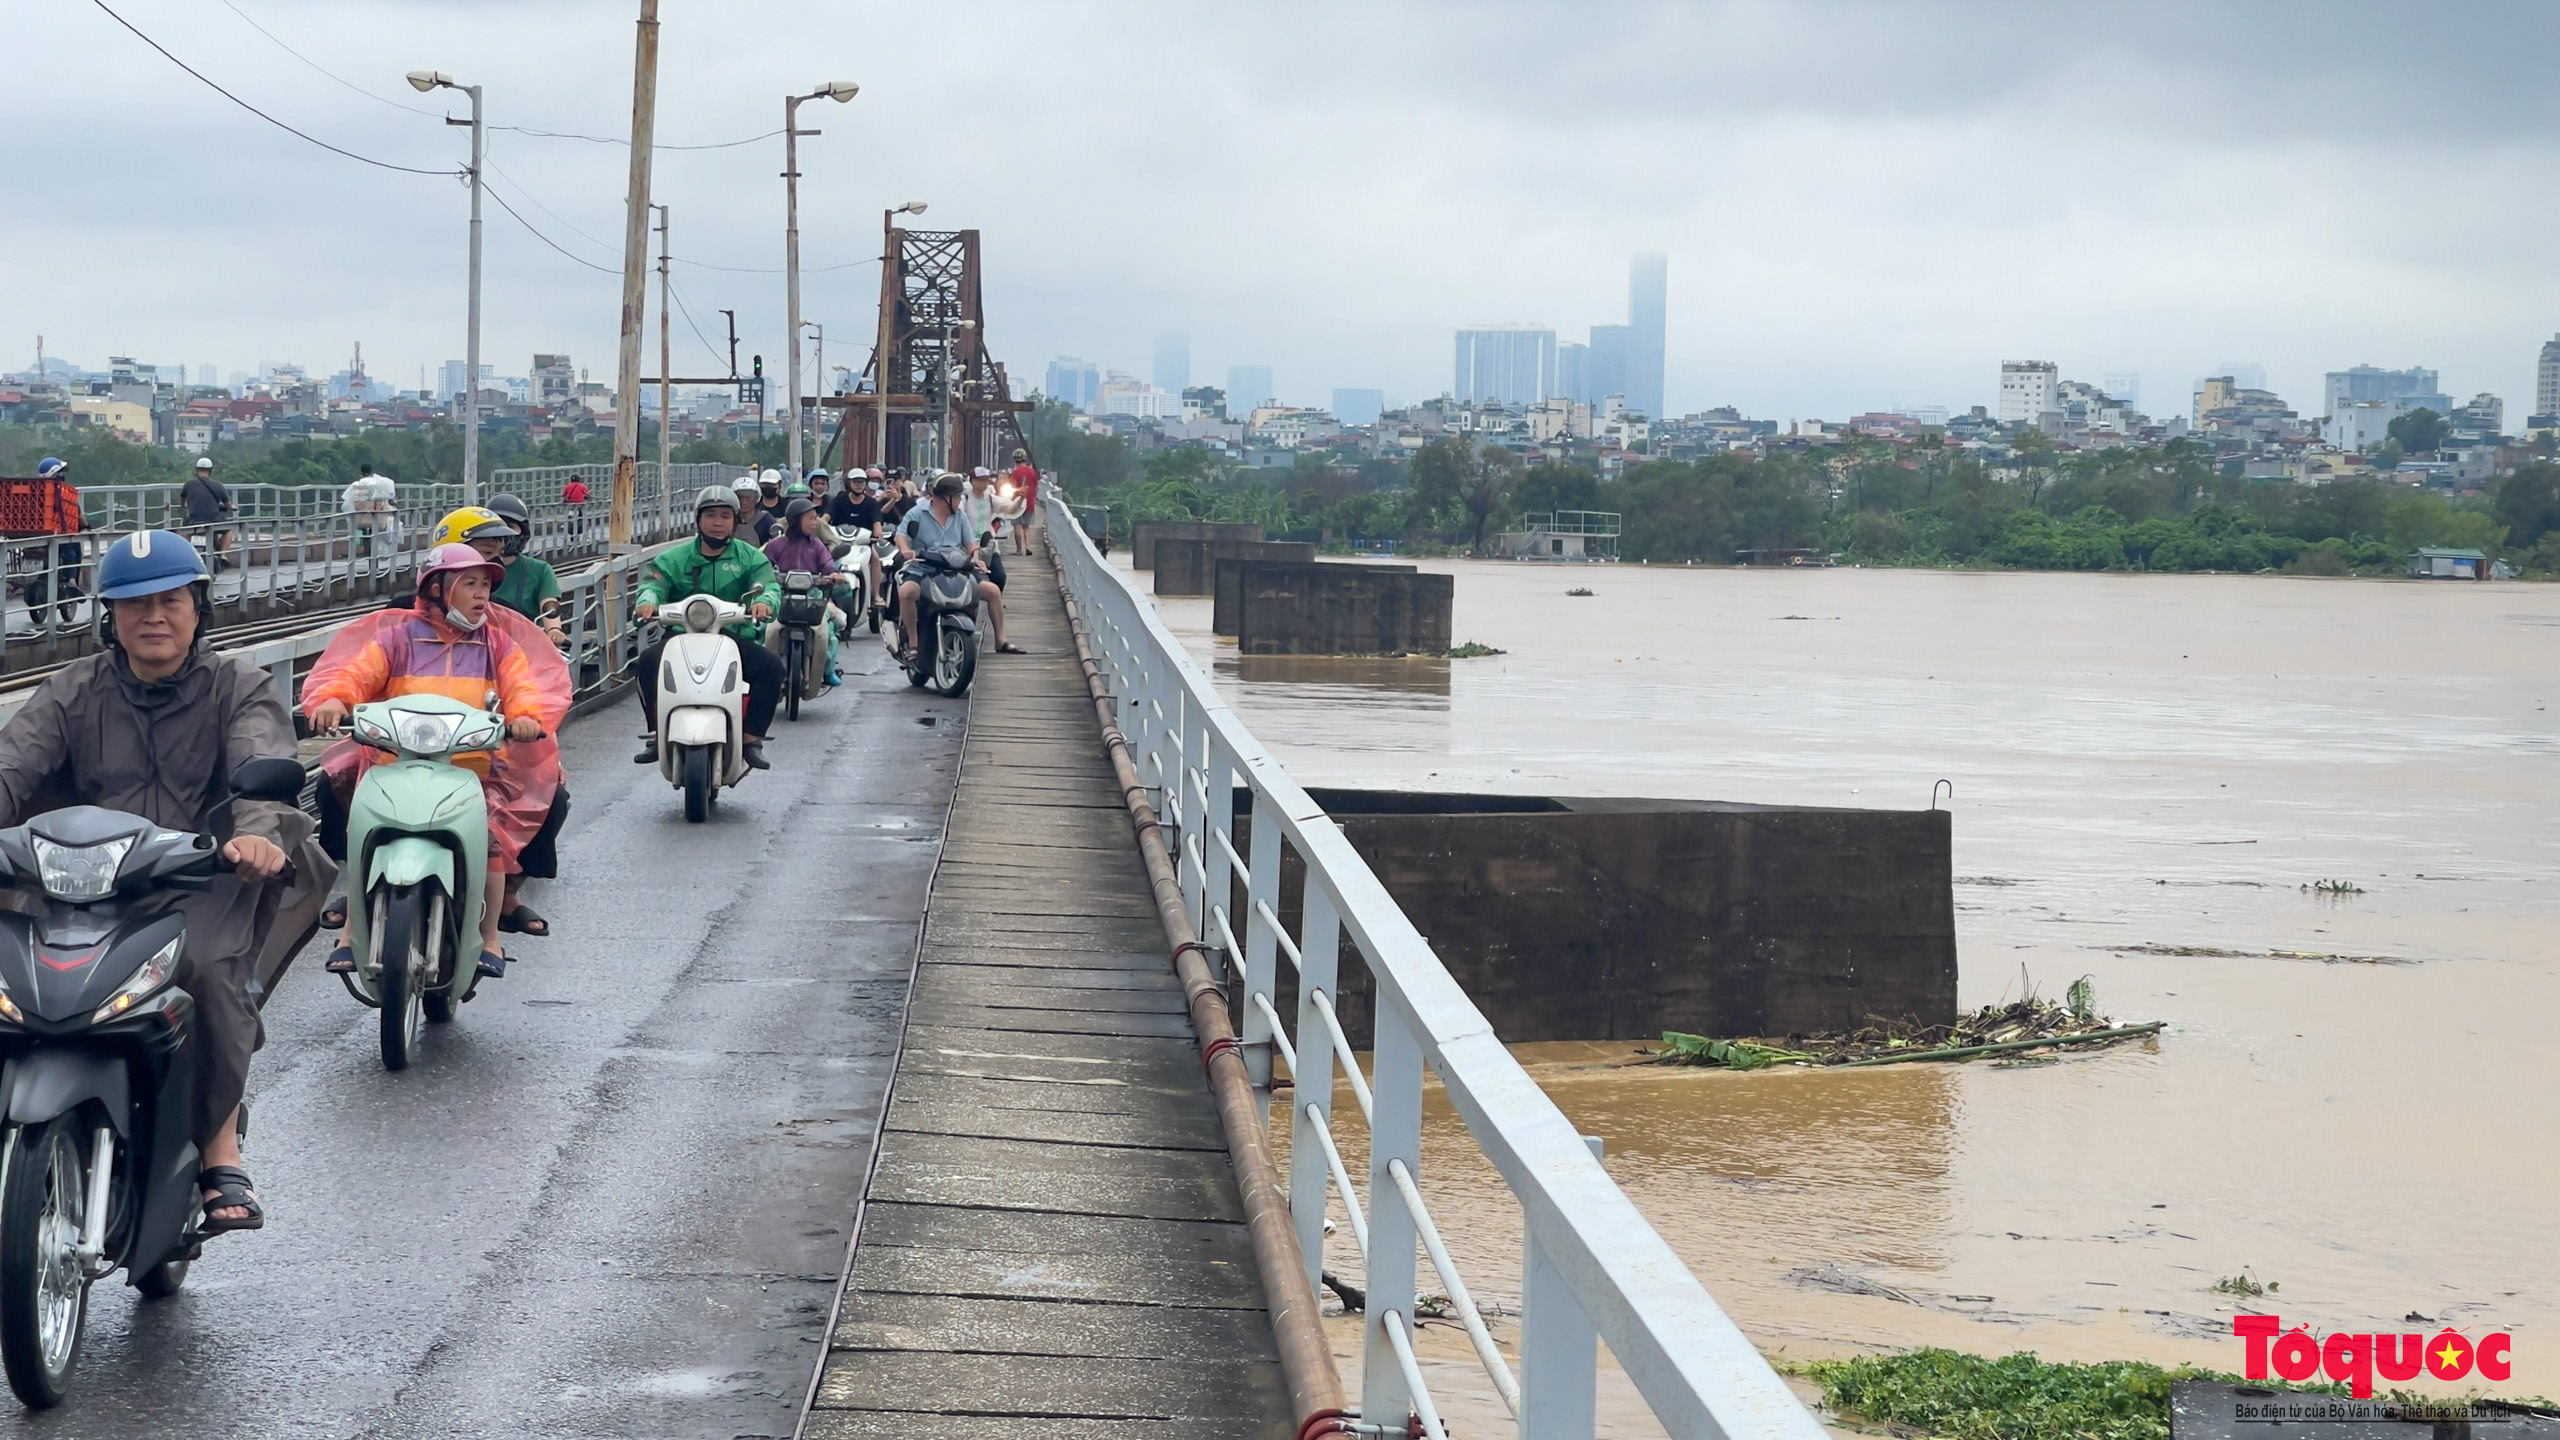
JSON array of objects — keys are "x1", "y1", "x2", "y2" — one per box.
[
  {"x1": 0, "y1": 758, "x2": 307, "y2": 1408},
  {"x1": 895, "y1": 545, "x2": 981, "y2": 697},
  {"x1": 775, "y1": 570, "x2": 830, "y2": 722}
]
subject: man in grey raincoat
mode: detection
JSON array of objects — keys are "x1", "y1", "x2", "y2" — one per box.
[{"x1": 0, "y1": 530, "x2": 333, "y2": 1234}]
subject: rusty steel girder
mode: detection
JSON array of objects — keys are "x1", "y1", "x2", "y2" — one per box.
[{"x1": 838, "y1": 224, "x2": 1033, "y2": 475}]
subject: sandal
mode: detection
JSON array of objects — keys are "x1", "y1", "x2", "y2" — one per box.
[
  {"x1": 997, "y1": 642, "x2": 1028, "y2": 655},
  {"x1": 476, "y1": 950, "x2": 508, "y2": 980},
  {"x1": 196, "y1": 1165, "x2": 264, "y2": 1235},
  {"x1": 320, "y1": 895, "x2": 349, "y2": 929},
  {"x1": 324, "y1": 945, "x2": 356, "y2": 974},
  {"x1": 497, "y1": 903, "x2": 549, "y2": 937}
]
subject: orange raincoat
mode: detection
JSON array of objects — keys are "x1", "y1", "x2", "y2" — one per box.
[{"x1": 303, "y1": 603, "x2": 572, "y2": 870}]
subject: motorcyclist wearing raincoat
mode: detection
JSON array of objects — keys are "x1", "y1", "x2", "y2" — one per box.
[
  {"x1": 0, "y1": 530, "x2": 331, "y2": 1234},
  {"x1": 631, "y1": 485, "x2": 784, "y2": 771},
  {"x1": 301, "y1": 543, "x2": 571, "y2": 978}
]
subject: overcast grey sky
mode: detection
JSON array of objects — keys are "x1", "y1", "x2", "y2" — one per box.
[{"x1": 7, "y1": 0, "x2": 2558, "y2": 421}]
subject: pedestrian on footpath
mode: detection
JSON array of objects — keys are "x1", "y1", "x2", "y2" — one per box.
[
  {"x1": 181, "y1": 457, "x2": 237, "y2": 571},
  {"x1": 562, "y1": 475, "x2": 590, "y2": 543}
]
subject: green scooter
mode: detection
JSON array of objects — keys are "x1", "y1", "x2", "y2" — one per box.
[{"x1": 336, "y1": 692, "x2": 507, "y2": 1071}]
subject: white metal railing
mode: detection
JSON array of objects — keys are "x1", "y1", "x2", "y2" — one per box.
[
  {"x1": 1043, "y1": 489, "x2": 1825, "y2": 1439},
  {"x1": 5, "y1": 465, "x2": 720, "y2": 661},
  {"x1": 0, "y1": 540, "x2": 670, "y2": 728}
]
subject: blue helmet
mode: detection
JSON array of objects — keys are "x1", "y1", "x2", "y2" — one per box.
[
  {"x1": 95, "y1": 529, "x2": 210, "y2": 600},
  {"x1": 35, "y1": 457, "x2": 66, "y2": 479}
]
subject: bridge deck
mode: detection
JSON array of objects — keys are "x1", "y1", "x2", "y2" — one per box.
[{"x1": 806, "y1": 549, "x2": 1295, "y2": 1439}]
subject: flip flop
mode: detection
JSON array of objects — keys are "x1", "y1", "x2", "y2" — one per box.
[
  {"x1": 997, "y1": 643, "x2": 1029, "y2": 655},
  {"x1": 324, "y1": 944, "x2": 356, "y2": 974},
  {"x1": 497, "y1": 903, "x2": 549, "y2": 937},
  {"x1": 476, "y1": 950, "x2": 508, "y2": 980}
]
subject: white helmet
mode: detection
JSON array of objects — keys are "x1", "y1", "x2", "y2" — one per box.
[
  {"x1": 758, "y1": 468, "x2": 784, "y2": 490},
  {"x1": 731, "y1": 474, "x2": 760, "y2": 495},
  {"x1": 193, "y1": 457, "x2": 213, "y2": 471}
]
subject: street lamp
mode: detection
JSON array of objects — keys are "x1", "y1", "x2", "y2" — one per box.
[
  {"x1": 799, "y1": 320, "x2": 823, "y2": 474},
  {"x1": 940, "y1": 317, "x2": 977, "y2": 473},
  {"x1": 410, "y1": 69, "x2": 485, "y2": 502},
  {"x1": 784, "y1": 80, "x2": 858, "y2": 479}
]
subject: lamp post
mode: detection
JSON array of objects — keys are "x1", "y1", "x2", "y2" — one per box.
[
  {"x1": 408, "y1": 68, "x2": 483, "y2": 502},
  {"x1": 874, "y1": 200, "x2": 925, "y2": 468},
  {"x1": 799, "y1": 320, "x2": 823, "y2": 475},
  {"x1": 939, "y1": 317, "x2": 977, "y2": 473},
  {"x1": 784, "y1": 80, "x2": 858, "y2": 480}
]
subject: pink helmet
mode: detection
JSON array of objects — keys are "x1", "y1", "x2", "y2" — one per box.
[{"x1": 415, "y1": 541, "x2": 505, "y2": 598}]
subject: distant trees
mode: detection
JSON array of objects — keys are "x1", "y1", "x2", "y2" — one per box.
[{"x1": 2386, "y1": 406, "x2": 2449, "y2": 455}]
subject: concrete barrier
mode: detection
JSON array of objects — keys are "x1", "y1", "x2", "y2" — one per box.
[
  {"x1": 1129, "y1": 520, "x2": 1263, "y2": 570},
  {"x1": 1209, "y1": 551, "x2": 1372, "y2": 634},
  {"x1": 1243, "y1": 790, "x2": 1958, "y2": 1046},
  {"x1": 1234, "y1": 561, "x2": 1450, "y2": 656}
]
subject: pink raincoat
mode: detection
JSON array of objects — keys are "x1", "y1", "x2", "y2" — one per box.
[{"x1": 303, "y1": 603, "x2": 572, "y2": 870}]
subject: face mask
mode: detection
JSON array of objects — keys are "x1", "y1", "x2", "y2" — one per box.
[
  {"x1": 444, "y1": 606, "x2": 486, "y2": 632},
  {"x1": 698, "y1": 528, "x2": 731, "y2": 552}
]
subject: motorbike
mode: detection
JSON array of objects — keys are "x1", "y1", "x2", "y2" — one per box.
[
  {"x1": 653, "y1": 594, "x2": 753, "y2": 823},
  {"x1": 893, "y1": 546, "x2": 981, "y2": 697},
  {"x1": 771, "y1": 570, "x2": 831, "y2": 722},
  {"x1": 0, "y1": 757, "x2": 308, "y2": 1407},
  {"x1": 337, "y1": 692, "x2": 513, "y2": 1071},
  {"x1": 865, "y1": 534, "x2": 896, "y2": 634}
]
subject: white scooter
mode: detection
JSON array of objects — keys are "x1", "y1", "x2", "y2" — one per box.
[{"x1": 651, "y1": 594, "x2": 753, "y2": 823}]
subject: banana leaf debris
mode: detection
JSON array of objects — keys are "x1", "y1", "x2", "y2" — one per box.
[{"x1": 1649, "y1": 978, "x2": 2164, "y2": 1071}]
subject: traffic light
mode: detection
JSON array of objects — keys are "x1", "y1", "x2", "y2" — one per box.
[{"x1": 753, "y1": 354, "x2": 764, "y2": 378}]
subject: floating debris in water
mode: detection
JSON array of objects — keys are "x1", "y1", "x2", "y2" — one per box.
[
  {"x1": 1441, "y1": 641, "x2": 1507, "y2": 659},
  {"x1": 1565, "y1": 586, "x2": 1594, "y2": 596},
  {"x1": 2106, "y1": 942, "x2": 2412, "y2": 965},
  {"x1": 1649, "y1": 979, "x2": 2161, "y2": 1069},
  {"x1": 2303, "y1": 878, "x2": 2367, "y2": 894}
]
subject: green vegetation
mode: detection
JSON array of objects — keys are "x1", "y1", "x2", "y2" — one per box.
[
  {"x1": 2210, "y1": 1270, "x2": 2276, "y2": 1297},
  {"x1": 0, "y1": 423, "x2": 788, "y2": 491},
  {"x1": 1028, "y1": 403, "x2": 2560, "y2": 577},
  {"x1": 2304, "y1": 879, "x2": 2366, "y2": 895},
  {"x1": 1442, "y1": 641, "x2": 1506, "y2": 658},
  {"x1": 1565, "y1": 586, "x2": 1594, "y2": 596},
  {"x1": 1799, "y1": 1350, "x2": 2303, "y2": 1440}
]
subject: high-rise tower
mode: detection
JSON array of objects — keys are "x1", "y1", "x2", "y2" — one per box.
[{"x1": 1626, "y1": 252, "x2": 1667, "y2": 419}]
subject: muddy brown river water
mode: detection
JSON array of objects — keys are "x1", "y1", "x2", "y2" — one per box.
[{"x1": 1117, "y1": 556, "x2": 2560, "y2": 1426}]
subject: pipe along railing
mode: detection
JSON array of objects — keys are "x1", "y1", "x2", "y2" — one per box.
[
  {"x1": 1043, "y1": 491, "x2": 1827, "y2": 1440},
  {"x1": 6, "y1": 463, "x2": 729, "y2": 660}
]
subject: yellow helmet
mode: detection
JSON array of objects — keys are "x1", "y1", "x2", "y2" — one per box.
[{"x1": 431, "y1": 505, "x2": 516, "y2": 550}]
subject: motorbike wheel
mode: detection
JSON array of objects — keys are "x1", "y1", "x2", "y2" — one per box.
[
  {"x1": 940, "y1": 628, "x2": 978, "y2": 697},
  {"x1": 783, "y1": 633, "x2": 806, "y2": 722},
  {"x1": 681, "y1": 745, "x2": 713, "y2": 824},
  {"x1": 0, "y1": 1120, "x2": 92, "y2": 1409},
  {"x1": 376, "y1": 886, "x2": 428, "y2": 1072}
]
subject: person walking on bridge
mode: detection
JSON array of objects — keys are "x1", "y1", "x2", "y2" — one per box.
[{"x1": 181, "y1": 456, "x2": 237, "y2": 572}]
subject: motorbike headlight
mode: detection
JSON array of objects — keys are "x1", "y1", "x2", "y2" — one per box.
[
  {"x1": 93, "y1": 934, "x2": 182, "y2": 1024},
  {"x1": 389, "y1": 709, "x2": 465, "y2": 755},
  {"x1": 685, "y1": 598, "x2": 719, "y2": 633},
  {"x1": 354, "y1": 712, "x2": 396, "y2": 747},
  {"x1": 31, "y1": 834, "x2": 137, "y2": 903}
]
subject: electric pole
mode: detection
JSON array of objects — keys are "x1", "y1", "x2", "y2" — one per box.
[
  {"x1": 608, "y1": 0, "x2": 659, "y2": 556},
  {"x1": 655, "y1": 203, "x2": 670, "y2": 521}
]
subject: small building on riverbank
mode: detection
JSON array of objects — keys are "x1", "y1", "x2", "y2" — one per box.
[{"x1": 2406, "y1": 547, "x2": 2508, "y2": 580}]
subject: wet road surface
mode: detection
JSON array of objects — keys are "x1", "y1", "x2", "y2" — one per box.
[{"x1": 1, "y1": 635, "x2": 964, "y2": 1438}]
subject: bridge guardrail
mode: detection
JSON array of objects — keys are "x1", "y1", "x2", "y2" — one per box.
[
  {"x1": 6, "y1": 464, "x2": 730, "y2": 664},
  {"x1": 1042, "y1": 489, "x2": 1826, "y2": 1439}
]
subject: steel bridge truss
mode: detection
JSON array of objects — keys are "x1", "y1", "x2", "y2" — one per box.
[{"x1": 836, "y1": 226, "x2": 1033, "y2": 475}]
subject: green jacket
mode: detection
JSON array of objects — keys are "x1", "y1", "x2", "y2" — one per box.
[
  {"x1": 493, "y1": 554, "x2": 561, "y2": 620},
  {"x1": 635, "y1": 537, "x2": 780, "y2": 641}
]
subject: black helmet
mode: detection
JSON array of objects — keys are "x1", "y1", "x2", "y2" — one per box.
[
  {"x1": 486, "y1": 492, "x2": 533, "y2": 556},
  {"x1": 784, "y1": 497, "x2": 817, "y2": 523}
]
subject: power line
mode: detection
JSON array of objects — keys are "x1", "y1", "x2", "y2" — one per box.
[
  {"x1": 88, "y1": 0, "x2": 454, "y2": 176},
  {"x1": 484, "y1": 184, "x2": 619, "y2": 275},
  {"x1": 674, "y1": 256, "x2": 881, "y2": 275},
  {"x1": 665, "y1": 276, "x2": 731, "y2": 372},
  {"x1": 214, "y1": 0, "x2": 442, "y2": 116},
  {"x1": 214, "y1": 0, "x2": 789, "y2": 150},
  {"x1": 490, "y1": 125, "x2": 785, "y2": 152},
  {"x1": 483, "y1": 147, "x2": 626, "y2": 256}
]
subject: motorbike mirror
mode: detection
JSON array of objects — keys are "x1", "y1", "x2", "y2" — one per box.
[{"x1": 231, "y1": 757, "x2": 309, "y2": 803}]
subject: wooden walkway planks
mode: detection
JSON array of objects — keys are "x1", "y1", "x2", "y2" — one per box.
[{"x1": 806, "y1": 549, "x2": 1296, "y2": 1440}]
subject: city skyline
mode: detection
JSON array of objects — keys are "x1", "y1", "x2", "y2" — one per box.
[{"x1": 9, "y1": 3, "x2": 2560, "y2": 424}]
